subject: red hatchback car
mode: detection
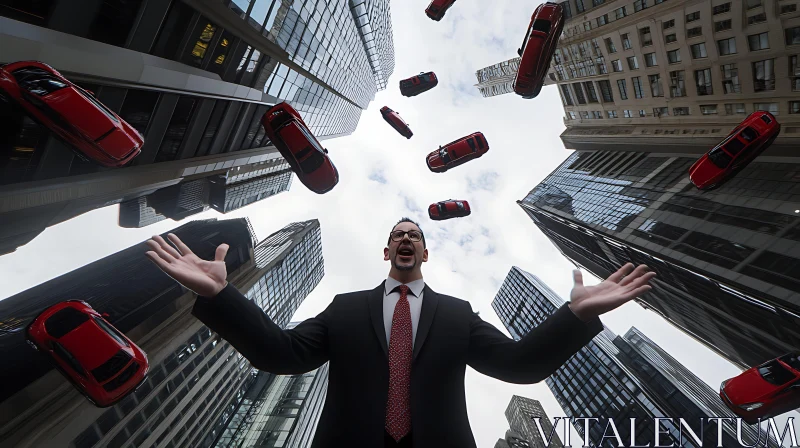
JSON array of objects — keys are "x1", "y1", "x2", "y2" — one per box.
[
  {"x1": 0, "y1": 61, "x2": 143, "y2": 167},
  {"x1": 426, "y1": 132, "x2": 489, "y2": 173},
  {"x1": 261, "y1": 102, "x2": 339, "y2": 194},
  {"x1": 514, "y1": 2, "x2": 564, "y2": 99},
  {"x1": 27, "y1": 301, "x2": 149, "y2": 407},
  {"x1": 380, "y1": 106, "x2": 413, "y2": 139},
  {"x1": 720, "y1": 353, "x2": 800, "y2": 424},
  {"x1": 426, "y1": 0, "x2": 456, "y2": 21},
  {"x1": 429, "y1": 199, "x2": 471, "y2": 220},
  {"x1": 689, "y1": 111, "x2": 780, "y2": 190},
  {"x1": 400, "y1": 72, "x2": 438, "y2": 97}
]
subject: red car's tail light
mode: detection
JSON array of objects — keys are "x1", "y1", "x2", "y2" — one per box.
[
  {"x1": 92, "y1": 349, "x2": 132, "y2": 383},
  {"x1": 102, "y1": 362, "x2": 140, "y2": 392}
]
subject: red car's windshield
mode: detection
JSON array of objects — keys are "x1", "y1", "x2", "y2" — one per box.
[
  {"x1": 12, "y1": 67, "x2": 68, "y2": 96},
  {"x1": 779, "y1": 354, "x2": 800, "y2": 372},
  {"x1": 45, "y1": 307, "x2": 90, "y2": 339},
  {"x1": 758, "y1": 360, "x2": 796, "y2": 386},
  {"x1": 708, "y1": 147, "x2": 732, "y2": 168}
]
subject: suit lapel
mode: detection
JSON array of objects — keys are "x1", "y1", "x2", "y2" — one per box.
[
  {"x1": 368, "y1": 281, "x2": 389, "y2": 359},
  {"x1": 413, "y1": 284, "x2": 439, "y2": 362}
]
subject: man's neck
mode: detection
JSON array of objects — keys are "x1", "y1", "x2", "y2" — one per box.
[{"x1": 388, "y1": 270, "x2": 423, "y2": 284}]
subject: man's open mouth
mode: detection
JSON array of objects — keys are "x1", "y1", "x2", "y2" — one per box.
[{"x1": 397, "y1": 247, "x2": 414, "y2": 260}]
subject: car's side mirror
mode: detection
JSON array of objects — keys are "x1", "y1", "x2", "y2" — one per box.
[
  {"x1": 517, "y1": 48, "x2": 523, "y2": 56},
  {"x1": 323, "y1": 148, "x2": 328, "y2": 154}
]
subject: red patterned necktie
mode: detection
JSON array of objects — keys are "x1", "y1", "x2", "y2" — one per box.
[{"x1": 386, "y1": 284, "x2": 412, "y2": 442}]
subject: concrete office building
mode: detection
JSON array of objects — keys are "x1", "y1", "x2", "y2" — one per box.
[
  {"x1": 518, "y1": 148, "x2": 800, "y2": 369},
  {"x1": 546, "y1": 0, "x2": 800, "y2": 152},
  {"x1": 494, "y1": 429, "x2": 534, "y2": 448},
  {"x1": 0, "y1": 218, "x2": 324, "y2": 448},
  {"x1": 0, "y1": 0, "x2": 394, "y2": 254},
  {"x1": 491, "y1": 267, "x2": 776, "y2": 448},
  {"x1": 504, "y1": 395, "x2": 564, "y2": 448}
]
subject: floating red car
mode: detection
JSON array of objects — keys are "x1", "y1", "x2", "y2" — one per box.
[
  {"x1": 426, "y1": 132, "x2": 489, "y2": 173},
  {"x1": 0, "y1": 61, "x2": 143, "y2": 167},
  {"x1": 429, "y1": 199, "x2": 471, "y2": 220},
  {"x1": 400, "y1": 72, "x2": 438, "y2": 97},
  {"x1": 380, "y1": 106, "x2": 413, "y2": 139},
  {"x1": 720, "y1": 353, "x2": 800, "y2": 424},
  {"x1": 513, "y1": 2, "x2": 564, "y2": 99},
  {"x1": 689, "y1": 111, "x2": 780, "y2": 190},
  {"x1": 26, "y1": 301, "x2": 149, "y2": 407},
  {"x1": 426, "y1": 0, "x2": 456, "y2": 21},
  {"x1": 261, "y1": 102, "x2": 339, "y2": 194}
]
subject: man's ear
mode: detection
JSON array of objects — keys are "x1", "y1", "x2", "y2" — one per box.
[
  {"x1": 384, "y1": 247, "x2": 390, "y2": 261},
  {"x1": 422, "y1": 248, "x2": 429, "y2": 262}
]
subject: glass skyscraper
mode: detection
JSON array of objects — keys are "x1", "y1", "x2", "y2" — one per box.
[
  {"x1": 474, "y1": 57, "x2": 522, "y2": 98},
  {"x1": 519, "y1": 150, "x2": 800, "y2": 369},
  {"x1": 491, "y1": 267, "x2": 775, "y2": 448}
]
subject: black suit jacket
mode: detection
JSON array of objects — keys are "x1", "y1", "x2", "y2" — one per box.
[{"x1": 192, "y1": 281, "x2": 603, "y2": 448}]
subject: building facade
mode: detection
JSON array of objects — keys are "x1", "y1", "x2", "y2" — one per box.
[
  {"x1": 0, "y1": 218, "x2": 324, "y2": 448},
  {"x1": 494, "y1": 429, "x2": 534, "y2": 448},
  {"x1": 475, "y1": 57, "x2": 522, "y2": 97},
  {"x1": 0, "y1": 0, "x2": 394, "y2": 254},
  {"x1": 519, "y1": 149, "x2": 800, "y2": 369},
  {"x1": 547, "y1": 0, "x2": 800, "y2": 151},
  {"x1": 504, "y1": 395, "x2": 565, "y2": 448},
  {"x1": 491, "y1": 266, "x2": 775, "y2": 448}
]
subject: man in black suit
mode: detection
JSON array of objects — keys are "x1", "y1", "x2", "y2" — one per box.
[{"x1": 145, "y1": 218, "x2": 655, "y2": 448}]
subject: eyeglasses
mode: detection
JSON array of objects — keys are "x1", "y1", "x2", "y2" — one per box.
[{"x1": 390, "y1": 230, "x2": 423, "y2": 242}]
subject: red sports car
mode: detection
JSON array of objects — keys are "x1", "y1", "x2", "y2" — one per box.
[
  {"x1": 400, "y1": 72, "x2": 438, "y2": 97},
  {"x1": 261, "y1": 102, "x2": 339, "y2": 194},
  {"x1": 513, "y1": 2, "x2": 564, "y2": 99},
  {"x1": 26, "y1": 301, "x2": 149, "y2": 407},
  {"x1": 429, "y1": 199, "x2": 471, "y2": 220},
  {"x1": 720, "y1": 353, "x2": 800, "y2": 424},
  {"x1": 426, "y1": 132, "x2": 489, "y2": 173},
  {"x1": 426, "y1": 0, "x2": 456, "y2": 21},
  {"x1": 380, "y1": 106, "x2": 413, "y2": 139},
  {"x1": 689, "y1": 111, "x2": 780, "y2": 190},
  {"x1": 0, "y1": 61, "x2": 143, "y2": 167}
]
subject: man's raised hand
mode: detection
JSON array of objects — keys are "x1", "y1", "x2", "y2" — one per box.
[
  {"x1": 145, "y1": 233, "x2": 229, "y2": 298},
  {"x1": 568, "y1": 263, "x2": 656, "y2": 322}
]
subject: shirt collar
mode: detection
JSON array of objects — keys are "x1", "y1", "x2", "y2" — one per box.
[{"x1": 384, "y1": 276, "x2": 425, "y2": 298}]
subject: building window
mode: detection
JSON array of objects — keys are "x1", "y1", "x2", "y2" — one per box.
[
  {"x1": 725, "y1": 103, "x2": 746, "y2": 115},
  {"x1": 667, "y1": 49, "x2": 681, "y2": 63},
  {"x1": 639, "y1": 109, "x2": 647, "y2": 117},
  {"x1": 634, "y1": 0, "x2": 648, "y2": 12},
  {"x1": 607, "y1": 110, "x2": 619, "y2": 118},
  {"x1": 687, "y1": 27, "x2": 703, "y2": 38},
  {"x1": 653, "y1": 107, "x2": 668, "y2": 117},
  {"x1": 562, "y1": 1, "x2": 573, "y2": 18},
  {"x1": 598, "y1": 80, "x2": 614, "y2": 102},
  {"x1": 748, "y1": 32, "x2": 770, "y2": 51},
  {"x1": 605, "y1": 38, "x2": 617, "y2": 53},
  {"x1": 753, "y1": 59, "x2": 776, "y2": 91},
  {"x1": 593, "y1": 0, "x2": 606, "y2": 6},
  {"x1": 715, "y1": 20, "x2": 732, "y2": 32},
  {"x1": 665, "y1": 33, "x2": 677, "y2": 43},
  {"x1": 644, "y1": 53, "x2": 658, "y2": 67},
  {"x1": 700, "y1": 104, "x2": 718, "y2": 115},
  {"x1": 617, "y1": 79, "x2": 629, "y2": 99},
  {"x1": 690, "y1": 43, "x2": 708, "y2": 58},
  {"x1": 649, "y1": 74, "x2": 664, "y2": 97},
  {"x1": 791, "y1": 55, "x2": 800, "y2": 91},
  {"x1": 622, "y1": 33, "x2": 632, "y2": 50},
  {"x1": 612, "y1": 59, "x2": 623, "y2": 72},
  {"x1": 584, "y1": 21, "x2": 592, "y2": 31},
  {"x1": 580, "y1": 111, "x2": 589, "y2": 119},
  {"x1": 640, "y1": 27, "x2": 653, "y2": 46},
  {"x1": 615, "y1": 7, "x2": 627, "y2": 20},
  {"x1": 790, "y1": 101, "x2": 800, "y2": 114},
  {"x1": 591, "y1": 111, "x2": 604, "y2": 119},
  {"x1": 721, "y1": 63, "x2": 741, "y2": 93},
  {"x1": 670, "y1": 70, "x2": 686, "y2": 97},
  {"x1": 754, "y1": 102, "x2": 779, "y2": 115},
  {"x1": 782, "y1": 4, "x2": 798, "y2": 14},
  {"x1": 632, "y1": 77, "x2": 644, "y2": 98},
  {"x1": 713, "y1": 3, "x2": 731, "y2": 14},
  {"x1": 155, "y1": 96, "x2": 198, "y2": 163},
  {"x1": 576, "y1": 0, "x2": 586, "y2": 13},
  {"x1": 717, "y1": 37, "x2": 737, "y2": 55},
  {"x1": 627, "y1": 56, "x2": 639, "y2": 70},
  {"x1": 152, "y1": 1, "x2": 198, "y2": 60},
  {"x1": 569, "y1": 111, "x2": 578, "y2": 119},
  {"x1": 748, "y1": 13, "x2": 767, "y2": 24},
  {"x1": 686, "y1": 12, "x2": 700, "y2": 22},
  {"x1": 597, "y1": 14, "x2": 609, "y2": 27},
  {"x1": 584, "y1": 81, "x2": 600, "y2": 102},
  {"x1": 561, "y1": 85, "x2": 575, "y2": 106},
  {"x1": 663, "y1": 19, "x2": 675, "y2": 29},
  {"x1": 572, "y1": 83, "x2": 587, "y2": 104},
  {"x1": 695, "y1": 68, "x2": 713, "y2": 95},
  {"x1": 746, "y1": 0, "x2": 762, "y2": 9},
  {"x1": 624, "y1": 110, "x2": 634, "y2": 118},
  {"x1": 673, "y1": 107, "x2": 690, "y2": 115},
  {"x1": 786, "y1": 27, "x2": 800, "y2": 45}
]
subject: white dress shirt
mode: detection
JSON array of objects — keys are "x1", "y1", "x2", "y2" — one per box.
[{"x1": 383, "y1": 277, "x2": 425, "y2": 348}]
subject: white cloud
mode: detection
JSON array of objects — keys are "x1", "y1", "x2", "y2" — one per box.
[{"x1": 1, "y1": 0, "x2": 796, "y2": 446}]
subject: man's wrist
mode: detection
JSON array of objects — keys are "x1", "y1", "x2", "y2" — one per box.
[{"x1": 568, "y1": 302, "x2": 592, "y2": 323}]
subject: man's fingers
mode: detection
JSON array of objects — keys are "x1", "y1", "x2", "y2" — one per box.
[
  {"x1": 618, "y1": 265, "x2": 650, "y2": 286},
  {"x1": 215, "y1": 243, "x2": 229, "y2": 262},
  {"x1": 606, "y1": 263, "x2": 634, "y2": 283},
  {"x1": 167, "y1": 233, "x2": 194, "y2": 256},
  {"x1": 145, "y1": 251, "x2": 174, "y2": 274},
  {"x1": 151, "y1": 235, "x2": 182, "y2": 259},
  {"x1": 573, "y1": 269, "x2": 584, "y2": 287},
  {"x1": 146, "y1": 239, "x2": 178, "y2": 263},
  {"x1": 624, "y1": 271, "x2": 657, "y2": 290},
  {"x1": 619, "y1": 285, "x2": 652, "y2": 302}
]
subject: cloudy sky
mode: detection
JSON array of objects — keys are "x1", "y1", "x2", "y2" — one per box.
[{"x1": 0, "y1": 0, "x2": 796, "y2": 446}]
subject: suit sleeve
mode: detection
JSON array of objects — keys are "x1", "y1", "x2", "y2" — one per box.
[
  {"x1": 466, "y1": 302, "x2": 603, "y2": 384},
  {"x1": 192, "y1": 283, "x2": 331, "y2": 375}
]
